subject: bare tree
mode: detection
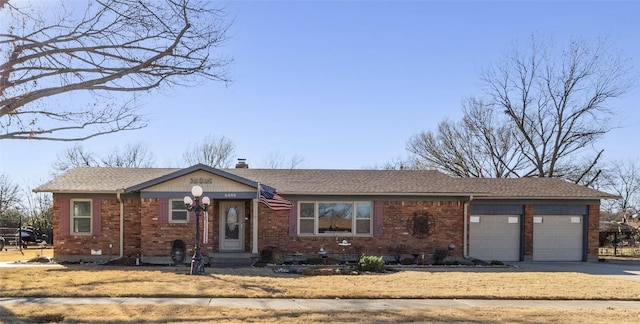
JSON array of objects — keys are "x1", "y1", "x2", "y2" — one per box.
[
  {"x1": 408, "y1": 36, "x2": 634, "y2": 184},
  {"x1": 600, "y1": 160, "x2": 640, "y2": 220},
  {"x1": 0, "y1": 173, "x2": 20, "y2": 214},
  {"x1": 52, "y1": 142, "x2": 155, "y2": 174},
  {"x1": 364, "y1": 156, "x2": 417, "y2": 170},
  {"x1": 0, "y1": 0, "x2": 230, "y2": 141},
  {"x1": 183, "y1": 135, "x2": 235, "y2": 168},
  {"x1": 408, "y1": 99, "x2": 528, "y2": 178},
  {"x1": 23, "y1": 189, "x2": 53, "y2": 231},
  {"x1": 262, "y1": 151, "x2": 305, "y2": 169},
  {"x1": 51, "y1": 144, "x2": 98, "y2": 174},
  {"x1": 101, "y1": 143, "x2": 155, "y2": 168}
]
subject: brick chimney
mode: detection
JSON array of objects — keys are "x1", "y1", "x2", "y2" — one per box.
[{"x1": 235, "y1": 158, "x2": 249, "y2": 168}]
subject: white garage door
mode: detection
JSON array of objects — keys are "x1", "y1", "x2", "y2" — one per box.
[
  {"x1": 533, "y1": 215, "x2": 583, "y2": 261},
  {"x1": 469, "y1": 215, "x2": 520, "y2": 262}
]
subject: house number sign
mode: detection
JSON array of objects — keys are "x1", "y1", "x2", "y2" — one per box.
[{"x1": 190, "y1": 178, "x2": 212, "y2": 184}]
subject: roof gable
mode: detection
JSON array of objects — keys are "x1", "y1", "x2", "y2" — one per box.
[{"x1": 124, "y1": 164, "x2": 257, "y2": 193}]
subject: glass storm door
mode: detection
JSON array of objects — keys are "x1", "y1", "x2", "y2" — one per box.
[{"x1": 219, "y1": 201, "x2": 244, "y2": 251}]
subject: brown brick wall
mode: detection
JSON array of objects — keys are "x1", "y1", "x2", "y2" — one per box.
[
  {"x1": 53, "y1": 197, "x2": 123, "y2": 259},
  {"x1": 52, "y1": 196, "x2": 601, "y2": 262},
  {"x1": 523, "y1": 204, "x2": 534, "y2": 259},
  {"x1": 122, "y1": 197, "x2": 142, "y2": 258},
  {"x1": 140, "y1": 198, "x2": 206, "y2": 258},
  {"x1": 587, "y1": 204, "x2": 600, "y2": 260},
  {"x1": 257, "y1": 200, "x2": 465, "y2": 258}
]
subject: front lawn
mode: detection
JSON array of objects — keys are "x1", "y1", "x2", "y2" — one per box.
[
  {"x1": 2, "y1": 250, "x2": 640, "y2": 323},
  {"x1": 1, "y1": 264, "x2": 639, "y2": 300}
]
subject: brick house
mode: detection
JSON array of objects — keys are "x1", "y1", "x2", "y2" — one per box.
[{"x1": 34, "y1": 163, "x2": 616, "y2": 264}]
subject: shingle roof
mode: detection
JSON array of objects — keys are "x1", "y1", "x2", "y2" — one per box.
[
  {"x1": 34, "y1": 167, "x2": 179, "y2": 193},
  {"x1": 226, "y1": 169, "x2": 465, "y2": 195},
  {"x1": 454, "y1": 177, "x2": 618, "y2": 199},
  {"x1": 34, "y1": 166, "x2": 617, "y2": 199}
]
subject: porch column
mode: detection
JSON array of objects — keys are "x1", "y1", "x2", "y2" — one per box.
[{"x1": 252, "y1": 197, "x2": 259, "y2": 254}]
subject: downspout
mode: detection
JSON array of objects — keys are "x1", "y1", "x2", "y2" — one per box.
[
  {"x1": 463, "y1": 195, "x2": 473, "y2": 258},
  {"x1": 113, "y1": 189, "x2": 124, "y2": 260}
]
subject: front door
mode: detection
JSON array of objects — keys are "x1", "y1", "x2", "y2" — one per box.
[{"x1": 219, "y1": 201, "x2": 244, "y2": 252}]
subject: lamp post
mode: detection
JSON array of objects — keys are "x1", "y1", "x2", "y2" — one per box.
[
  {"x1": 184, "y1": 185, "x2": 210, "y2": 275},
  {"x1": 17, "y1": 209, "x2": 22, "y2": 252}
]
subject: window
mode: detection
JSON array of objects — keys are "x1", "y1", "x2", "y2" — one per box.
[
  {"x1": 71, "y1": 199, "x2": 91, "y2": 234},
  {"x1": 299, "y1": 203, "x2": 315, "y2": 234},
  {"x1": 355, "y1": 202, "x2": 372, "y2": 234},
  {"x1": 298, "y1": 201, "x2": 372, "y2": 235},
  {"x1": 170, "y1": 199, "x2": 189, "y2": 223}
]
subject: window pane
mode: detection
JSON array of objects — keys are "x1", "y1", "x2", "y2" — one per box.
[
  {"x1": 74, "y1": 218, "x2": 91, "y2": 233},
  {"x1": 171, "y1": 200, "x2": 185, "y2": 210},
  {"x1": 170, "y1": 200, "x2": 188, "y2": 222},
  {"x1": 356, "y1": 202, "x2": 371, "y2": 219},
  {"x1": 356, "y1": 219, "x2": 371, "y2": 234},
  {"x1": 172, "y1": 211, "x2": 187, "y2": 221},
  {"x1": 300, "y1": 219, "x2": 314, "y2": 234},
  {"x1": 300, "y1": 203, "x2": 314, "y2": 218},
  {"x1": 73, "y1": 201, "x2": 91, "y2": 216},
  {"x1": 318, "y1": 203, "x2": 352, "y2": 233}
]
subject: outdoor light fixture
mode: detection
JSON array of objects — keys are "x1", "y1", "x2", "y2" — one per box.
[{"x1": 184, "y1": 185, "x2": 210, "y2": 275}]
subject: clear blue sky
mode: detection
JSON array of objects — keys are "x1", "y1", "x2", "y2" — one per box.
[{"x1": 1, "y1": 1, "x2": 639, "y2": 189}]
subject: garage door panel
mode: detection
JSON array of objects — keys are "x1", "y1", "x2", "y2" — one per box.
[
  {"x1": 469, "y1": 215, "x2": 520, "y2": 262},
  {"x1": 533, "y1": 215, "x2": 583, "y2": 261}
]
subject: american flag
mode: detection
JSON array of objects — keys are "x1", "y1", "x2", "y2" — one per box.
[{"x1": 259, "y1": 185, "x2": 293, "y2": 211}]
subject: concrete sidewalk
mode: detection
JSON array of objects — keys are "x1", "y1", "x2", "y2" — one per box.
[{"x1": 0, "y1": 297, "x2": 639, "y2": 310}]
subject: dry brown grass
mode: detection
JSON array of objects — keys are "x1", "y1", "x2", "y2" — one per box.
[
  {"x1": 1, "y1": 264, "x2": 639, "y2": 300},
  {"x1": 0, "y1": 246, "x2": 53, "y2": 262},
  {"x1": 1, "y1": 305, "x2": 639, "y2": 323},
  {"x1": 1, "y1": 250, "x2": 640, "y2": 322}
]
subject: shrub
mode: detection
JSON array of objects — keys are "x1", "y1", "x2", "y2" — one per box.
[
  {"x1": 490, "y1": 260, "x2": 504, "y2": 266},
  {"x1": 259, "y1": 247, "x2": 275, "y2": 263},
  {"x1": 400, "y1": 257, "x2": 414, "y2": 265},
  {"x1": 387, "y1": 244, "x2": 407, "y2": 264},
  {"x1": 433, "y1": 248, "x2": 449, "y2": 265},
  {"x1": 357, "y1": 255, "x2": 385, "y2": 273}
]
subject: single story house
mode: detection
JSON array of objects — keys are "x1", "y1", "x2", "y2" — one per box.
[{"x1": 34, "y1": 162, "x2": 617, "y2": 264}]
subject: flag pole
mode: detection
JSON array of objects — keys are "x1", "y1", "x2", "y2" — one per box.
[{"x1": 253, "y1": 183, "x2": 260, "y2": 254}]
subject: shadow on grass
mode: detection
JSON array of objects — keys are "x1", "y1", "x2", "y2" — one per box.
[
  {"x1": 47, "y1": 263, "x2": 295, "y2": 278},
  {"x1": 0, "y1": 306, "x2": 564, "y2": 324},
  {"x1": 1, "y1": 264, "x2": 290, "y2": 298}
]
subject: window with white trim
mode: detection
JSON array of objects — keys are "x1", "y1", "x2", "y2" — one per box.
[
  {"x1": 170, "y1": 199, "x2": 189, "y2": 223},
  {"x1": 298, "y1": 201, "x2": 372, "y2": 235},
  {"x1": 71, "y1": 199, "x2": 91, "y2": 234}
]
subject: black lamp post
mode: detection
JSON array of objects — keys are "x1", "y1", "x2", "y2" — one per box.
[
  {"x1": 184, "y1": 185, "x2": 210, "y2": 275},
  {"x1": 17, "y1": 209, "x2": 22, "y2": 251}
]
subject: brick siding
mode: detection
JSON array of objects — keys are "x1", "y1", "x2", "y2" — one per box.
[
  {"x1": 257, "y1": 200, "x2": 464, "y2": 258},
  {"x1": 587, "y1": 204, "x2": 600, "y2": 260},
  {"x1": 51, "y1": 195, "x2": 600, "y2": 262},
  {"x1": 53, "y1": 197, "x2": 127, "y2": 259}
]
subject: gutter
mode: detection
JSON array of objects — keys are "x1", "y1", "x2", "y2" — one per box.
[
  {"x1": 463, "y1": 195, "x2": 473, "y2": 258},
  {"x1": 280, "y1": 191, "x2": 490, "y2": 197},
  {"x1": 113, "y1": 189, "x2": 125, "y2": 261}
]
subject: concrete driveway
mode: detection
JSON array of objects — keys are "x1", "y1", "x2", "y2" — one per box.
[{"x1": 511, "y1": 259, "x2": 640, "y2": 281}]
